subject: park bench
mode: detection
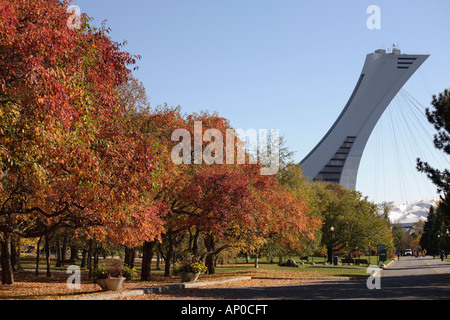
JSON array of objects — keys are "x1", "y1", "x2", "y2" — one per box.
[
  {"x1": 354, "y1": 259, "x2": 369, "y2": 265},
  {"x1": 299, "y1": 256, "x2": 309, "y2": 261},
  {"x1": 341, "y1": 258, "x2": 355, "y2": 264}
]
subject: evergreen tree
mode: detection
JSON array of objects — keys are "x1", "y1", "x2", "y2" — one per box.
[
  {"x1": 417, "y1": 89, "x2": 450, "y2": 254},
  {"x1": 420, "y1": 205, "x2": 442, "y2": 255},
  {"x1": 417, "y1": 89, "x2": 450, "y2": 196}
]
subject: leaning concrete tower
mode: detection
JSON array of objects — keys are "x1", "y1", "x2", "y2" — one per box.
[{"x1": 301, "y1": 48, "x2": 429, "y2": 189}]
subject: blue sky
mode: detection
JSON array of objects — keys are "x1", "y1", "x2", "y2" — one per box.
[{"x1": 71, "y1": 0, "x2": 450, "y2": 205}]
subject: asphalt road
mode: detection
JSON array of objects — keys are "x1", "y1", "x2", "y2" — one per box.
[{"x1": 172, "y1": 256, "x2": 450, "y2": 300}]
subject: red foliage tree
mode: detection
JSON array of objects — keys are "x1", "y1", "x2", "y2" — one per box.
[
  {"x1": 0, "y1": 0, "x2": 164, "y2": 284},
  {"x1": 144, "y1": 109, "x2": 322, "y2": 274}
]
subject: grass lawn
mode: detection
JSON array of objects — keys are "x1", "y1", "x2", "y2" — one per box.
[{"x1": 0, "y1": 254, "x2": 380, "y2": 300}]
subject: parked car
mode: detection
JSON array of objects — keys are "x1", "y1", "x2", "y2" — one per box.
[{"x1": 404, "y1": 249, "x2": 413, "y2": 256}]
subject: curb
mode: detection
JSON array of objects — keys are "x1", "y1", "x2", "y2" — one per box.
[
  {"x1": 62, "y1": 276, "x2": 252, "y2": 300},
  {"x1": 251, "y1": 276, "x2": 356, "y2": 281},
  {"x1": 382, "y1": 258, "x2": 398, "y2": 270},
  {"x1": 183, "y1": 276, "x2": 252, "y2": 288}
]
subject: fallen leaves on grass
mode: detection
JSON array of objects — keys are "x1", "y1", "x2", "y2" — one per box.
[
  {"x1": 0, "y1": 264, "x2": 348, "y2": 300},
  {"x1": 0, "y1": 270, "x2": 100, "y2": 300}
]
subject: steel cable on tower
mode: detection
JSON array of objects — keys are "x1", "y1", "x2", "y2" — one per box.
[
  {"x1": 390, "y1": 96, "x2": 426, "y2": 200},
  {"x1": 370, "y1": 88, "x2": 443, "y2": 204}
]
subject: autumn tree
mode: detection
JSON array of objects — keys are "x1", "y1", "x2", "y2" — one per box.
[
  {"x1": 128, "y1": 105, "x2": 187, "y2": 277},
  {"x1": 0, "y1": 0, "x2": 164, "y2": 284},
  {"x1": 182, "y1": 165, "x2": 259, "y2": 274},
  {"x1": 273, "y1": 163, "x2": 323, "y2": 261},
  {"x1": 132, "y1": 108, "x2": 239, "y2": 276},
  {"x1": 168, "y1": 112, "x2": 320, "y2": 274}
]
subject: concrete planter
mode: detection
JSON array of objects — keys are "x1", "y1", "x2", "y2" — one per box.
[
  {"x1": 96, "y1": 277, "x2": 126, "y2": 291},
  {"x1": 180, "y1": 272, "x2": 200, "y2": 283}
]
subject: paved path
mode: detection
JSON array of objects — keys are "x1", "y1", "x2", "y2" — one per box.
[
  {"x1": 367, "y1": 255, "x2": 450, "y2": 300},
  {"x1": 169, "y1": 256, "x2": 450, "y2": 300}
]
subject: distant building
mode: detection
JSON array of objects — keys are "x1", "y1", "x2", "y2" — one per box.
[
  {"x1": 389, "y1": 198, "x2": 438, "y2": 234},
  {"x1": 301, "y1": 48, "x2": 429, "y2": 189}
]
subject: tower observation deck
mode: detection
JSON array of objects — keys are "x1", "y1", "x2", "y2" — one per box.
[{"x1": 301, "y1": 48, "x2": 429, "y2": 190}]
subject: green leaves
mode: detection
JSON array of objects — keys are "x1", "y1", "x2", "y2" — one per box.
[{"x1": 418, "y1": 89, "x2": 450, "y2": 196}]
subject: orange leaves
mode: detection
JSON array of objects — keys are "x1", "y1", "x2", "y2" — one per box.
[
  {"x1": 182, "y1": 165, "x2": 251, "y2": 233},
  {"x1": 139, "y1": 106, "x2": 323, "y2": 254},
  {"x1": 0, "y1": 0, "x2": 322, "y2": 260},
  {"x1": 0, "y1": 0, "x2": 164, "y2": 245},
  {"x1": 0, "y1": 0, "x2": 136, "y2": 129}
]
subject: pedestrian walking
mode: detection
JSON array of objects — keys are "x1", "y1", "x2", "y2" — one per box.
[{"x1": 441, "y1": 250, "x2": 445, "y2": 262}]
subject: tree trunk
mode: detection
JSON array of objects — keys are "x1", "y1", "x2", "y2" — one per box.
[
  {"x1": 141, "y1": 241, "x2": 156, "y2": 281},
  {"x1": 202, "y1": 234, "x2": 229, "y2": 275},
  {"x1": 205, "y1": 253, "x2": 215, "y2": 274},
  {"x1": 81, "y1": 249, "x2": 87, "y2": 268},
  {"x1": 204, "y1": 233, "x2": 216, "y2": 274},
  {"x1": 45, "y1": 235, "x2": 52, "y2": 277},
  {"x1": 11, "y1": 236, "x2": 21, "y2": 271},
  {"x1": 156, "y1": 250, "x2": 161, "y2": 271},
  {"x1": 93, "y1": 242, "x2": 101, "y2": 269},
  {"x1": 35, "y1": 236, "x2": 42, "y2": 275},
  {"x1": 192, "y1": 229, "x2": 200, "y2": 258},
  {"x1": 93, "y1": 249, "x2": 99, "y2": 269},
  {"x1": 55, "y1": 237, "x2": 61, "y2": 267},
  {"x1": 124, "y1": 246, "x2": 136, "y2": 268},
  {"x1": 61, "y1": 233, "x2": 68, "y2": 261},
  {"x1": 1, "y1": 234, "x2": 14, "y2": 285},
  {"x1": 87, "y1": 239, "x2": 93, "y2": 279},
  {"x1": 69, "y1": 245, "x2": 78, "y2": 260},
  {"x1": 254, "y1": 250, "x2": 259, "y2": 269},
  {"x1": 278, "y1": 256, "x2": 283, "y2": 265},
  {"x1": 164, "y1": 236, "x2": 175, "y2": 277}
]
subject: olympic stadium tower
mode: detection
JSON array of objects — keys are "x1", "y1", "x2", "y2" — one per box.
[{"x1": 301, "y1": 48, "x2": 429, "y2": 189}]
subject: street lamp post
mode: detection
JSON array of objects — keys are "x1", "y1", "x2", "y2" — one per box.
[
  {"x1": 438, "y1": 234, "x2": 441, "y2": 257},
  {"x1": 330, "y1": 227, "x2": 335, "y2": 264},
  {"x1": 446, "y1": 229, "x2": 449, "y2": 259}
]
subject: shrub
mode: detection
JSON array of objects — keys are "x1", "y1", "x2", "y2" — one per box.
[
  {"x1": 178, "y1": 259, "x2": 207, "y2": 274},
  {"x1": 123, "y1": 265, "x2": 137, "y2": 280},
  {"x1": 93, "y1": 264, "x2": 136, "y2": 280}
]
